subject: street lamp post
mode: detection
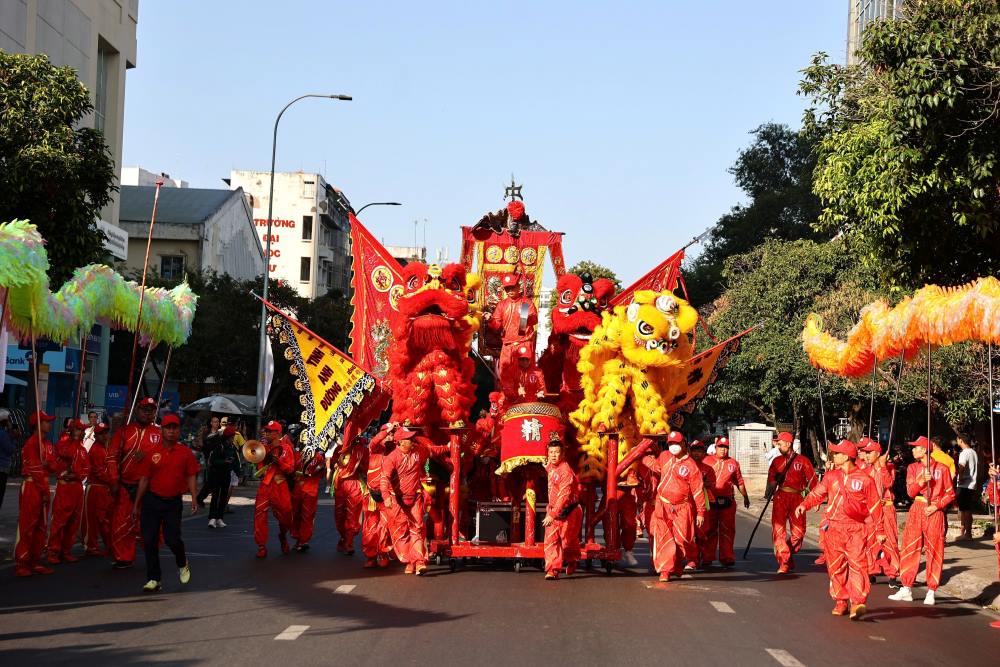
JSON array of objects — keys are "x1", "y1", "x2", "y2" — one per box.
[
  {"x1": 354, "y1": 201, "x2": 401, "y2": 217},
  {"x1": 256, "y1": 93, "x2": 351, "y2": 432}
]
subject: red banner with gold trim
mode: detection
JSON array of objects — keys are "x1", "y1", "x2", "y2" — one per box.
[
  {"x1": 612, "y1": 249, "x2": 685, "y2": 307},
  {"x1": 349, "y1": 214, "x2": 403, "y2": 378},
  {"x1": 665, "y1": 328, "x2": 754, "y2": 425}
]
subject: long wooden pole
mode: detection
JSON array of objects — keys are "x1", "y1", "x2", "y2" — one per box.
[
  {"x1": 867, "y1": 355, "x2": 878, "y2": 439},
  {"x1": 72, "y1": 335, "x2": 88, "y2": 418},
  {"x1": 125, "y1": 179, "x2": 164, "y2": 412},
  {"x1": 156, "y1": 346, "x2": 174, "y2": 411},
  {"x1": 988, "y1": 343, "x2": 997, "y2": 539},
  {"x1": 886, "y1": 351, "x2": 905, "y2": 453},
  {"x1": 30, "y1": 325, "x2": 42, "y2": 460}
]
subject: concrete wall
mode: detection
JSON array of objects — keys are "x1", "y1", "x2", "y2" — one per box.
[{"x1": 200, "y1": 192, "x2": 265, "y2": 281}]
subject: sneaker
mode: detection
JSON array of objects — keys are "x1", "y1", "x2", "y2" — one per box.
[
  {"x1": 404, "y1": 563, "x2": 415, "y2": 575},
  {"x1": 32, "y1": 564, "x2": 54, "y2": 575},
  {"x1": 62, "y1": 554, "x2": 79, "y2": 563},
  {"x1": 179, "y1": 563, "x2": 191, "y2": 585},
  {"x1": 142, "y1": 580, "x2": 161, "y2": 592},
  {"x1": 545, "y1": 571, "x2": 558, "y2": 580},
  {"x1": 15, "y1": 567, "x2": 33, "y2": 577},
  {"x1": 831, "y1": 600, "x2": 849, "y2": 616},
  {"x1": 815, "y1": 555, "x2": 826, "y2": 565},
  {"x1": 658, "y1": 572, "x2": 670, "y2": 583},
  {"x1": 279, "y1": 534, "x2": 290, "y2": 555},
  {"x1": 112, "y1": 560, "x2": 133, "y2": 570},
  {"x1": 684, "y1": 563, "x2": 697, "y2": 572},
  {"x1": 363, "y1": 558, "x2": 377, "y2": 568},
  {"x1": 888, "y1": 586, "x2": 913, "y2": 602},
  {"x1": 776, "y1": 564, "x2": 790, "y2": 574},
  {"x1": 377, "y1": 554, "x2": 390, "y2": 568},
  {"x1": 415, "y1": 565, "x2": 428, "y2": 576},
  {"x1": 566, "y1": 562, "x2": 577, "y2": 576},
  {"x1": 208, "y1": 519, "x2": 217, "y2": 528},
  {"x1": 216, "y1": 520, "x2": 226, "y2": 528},
  {"x1": 256, "y1": 546, "x2": 267, "y2": 559},
  {"x1": 888, "y1": 577, "x2": 901, "y2": 589},
  {"x1": 47, "y1": 555, "x2": 61, "y2": 565},
  {"x1": 923, "y1": 589, "x2": 936, "y2": 606},
  {"x1": 850, "y1": 603, "x2": 866, "y2": 620}
]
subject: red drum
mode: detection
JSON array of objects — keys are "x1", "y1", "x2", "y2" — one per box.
[{"x1": 497, "y1": 402, "x2": 563, "y2": 474}]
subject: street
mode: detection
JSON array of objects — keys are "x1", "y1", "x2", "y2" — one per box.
[{"x1": 2, "y1": 495, "x2": 996, "y2": 666}]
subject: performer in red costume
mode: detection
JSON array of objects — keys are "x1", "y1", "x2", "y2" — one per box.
[
  {"x1": 501, "y1": 344, "x2": 546, "y2": 405},
  {"x1": 362, "y1": 428, "x2": 393, "y2": 568},
  {"x1": 766, "y1": 431, "x2": 816, "y2": 574},
  {"x1": 542, "y1": 435, "x2": 582, "y2": 580},
  {"x1": 601, "y1": 465, "x2": 640, "y2": 566},
  {"x1": 796, "y1": 439, "x2": 885, "y2": 620},
  {"x1": 107, "y1": 397, "x2": 163, "y2": 569},
  {"x1": 47, "y1": 419, "x2": 89, "y2": 563},
  {"x1": 689, "y1": 440, "x2": 716, "y2": 571},
  {"x1": 332, "y1": 435, "x2": 367, "y2": 555},
  {"x1": 889, "y1": 435, "x2": 956, "y2": 606},
  {"x1": 14, "y1": 411, "x2": 59, "y2": 577},
  {"x1": 859, "y1": 438, "x2": 900, "y2": 586},
  {"x1": 703, "y1": 436, "x2": 750, "y2": 567},
  {"x1": 642, "y1": 433, "x2": 705, "y2": 582},
  {"x1": 380, "y1": 423, "x2": 450, "y2": 575},
  {"x1": 83, "y1": 423, "x2": 114, "y2": 557},
  {"x1": 485, "y1": 272, "x2": 538, "y2": 388},
  {"x1": 253, "y1": 421, "x2": 296, "y2": 558},
  {"x1": 290, "y1": 440, "x2": 325, "y2": 552}
]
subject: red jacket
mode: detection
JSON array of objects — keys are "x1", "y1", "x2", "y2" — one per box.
[
  {"x1": 55, "y1": 434, "x2": 89, "y2": 482},
  {"x1": 21, "y1": 434, "x2": 58, "y2": 490},
  {"x1": 643, "y1": 453, "x2": 706, "y2": 519},
  {"x1": 705, "y1": 454, "x2": 745, "y2": 498},
  {"x1": 545, "y1": 460, "x2": 579, "y2": 519},
  {"x1": 108, "y1": 423, "x2": 163, "y2": 486},
  {"x1": 257, "y1": 436, "x2": 296, "y2": 485},
  {"x1": 380, "y1": 438, "x2": 449, "y2": 504},
  {"x1": 767, "y1": 453, "x2": 816, "y2": 493},
  {"x1": 488, "y1": 295, "x2": 538, "y2": 343},
  {"x1": 87, "y1": 441, "x2": 113, "y2": 485},
  {"x1": 294, "y1": 448, "x2": 326, "y2": 495},
  {"x1": 333, "y1": 442, "x2": 367, "y2": 483},
  {"x1": 367, "y1": 431, "x2": 392, "y2": 490},
  {"x1": 863, "y1": 461, "x2": 895, "y2": 501},
  {"x1": 801, "y1": 467, "x2": 885, "y2": 529},
  {"x1": 905, "y1": 460, "x2": 956, "y2": 510}
]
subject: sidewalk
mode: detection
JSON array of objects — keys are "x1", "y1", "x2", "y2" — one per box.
[{"x1": 741, "y1": 475, "x2": 1000, "y2": 611}]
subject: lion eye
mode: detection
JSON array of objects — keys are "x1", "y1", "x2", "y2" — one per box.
[
  {"x1": 407, "y1": 276, "x2": 420, "y2": 290},
  {"x1": 637, "y1": 320, "x2": 654, "y2": 336},
  {"x1": 559, "y1": 290, "x2": 573, "y2": 305}
]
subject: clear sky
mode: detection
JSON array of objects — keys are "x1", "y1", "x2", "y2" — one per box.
[{"x1": 123, "y1": 1, "x2": 847, "y2": 285}]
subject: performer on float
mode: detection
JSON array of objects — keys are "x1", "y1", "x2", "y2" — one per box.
[
  {"x1": 47, "y1": 418, "x2": 89, "y2": 564},
  {"x1": 542, "y1": 434, "x2": 582, "y2": 580},
  {"x1": 108, "y1": 397, "x2": 163, "y2": 569},
  {"x1": 379, "y1": 423, "x2": 450, "y2": 576},
  {"x1": 766, "y1": 431, "x2": 816, "y2": 574},
  {"x1": 253, "y1": 421, "x2": 296, "y2": 558},
  {"x1": 501, "y1": 344, "x2": 546, "y2": 406},
  {"x1": 290, "y1": 438, "x2": 325, "y2": 553},
  {"x1": 703, "y1": 436, "x2": 750, "y2": 568},
  {"x1": 332, "y1": 435, "x2": 367, "y2": 555},
  {"x1": 859, "y1": 437, "x2": 900, "y2": 586},
  {"x1": 362, "y1": 428, "x2": 393, "y2": 568},
  {"x1": 796, "y1": 439, "x2": 885, "y2": 620},
  {"x1": 83, "y1": 422, "x2": 114, "y2": 557},
  {"x1": 14, "y1": 411, "x2": 59, "y2": 577},
  {"x1": 889, "y1": 436, "x2": 956, "y2": 606},
  {"x1": 689, "y1": 440, "x2": 716, "y2": 571},
  {"x1": 485, "y1": 272, "x2": 538, "y2": 385},
  {"x1": 642, "y1": 432, "x2": 705, "y2": 582}
]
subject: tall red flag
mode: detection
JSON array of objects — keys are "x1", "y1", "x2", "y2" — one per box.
[
  {"x1": 348, "y1": 214, "x2": 403, "y2": 378},
  {"x1": 611, "y1": 249, "x2": 685, "y2": 306}
]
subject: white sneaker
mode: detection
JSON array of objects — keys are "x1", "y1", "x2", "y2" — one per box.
[
  {"x1": 888, "y1": 586, "x2": 913, "y2": 602},
  {"x1": 216, "y1": 520, "x2": 226, "y2": 528},
  {"x1": 208, "y1": 519, "x2": 217, "y2": 528},
  {"x1": 622, "y1": 550, "x2": 639, "y2": 567},
  {"x1": 923, "y1": 589, "x2": 935, "y2": 606}
]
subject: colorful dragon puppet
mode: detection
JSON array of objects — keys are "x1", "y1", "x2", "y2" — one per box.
[
  {"x1": 386, "y1": 262, "x2": 478, "y2": 429},
  {"x1": 569, "y1": 290, "x2": 699, "y2": 481}
]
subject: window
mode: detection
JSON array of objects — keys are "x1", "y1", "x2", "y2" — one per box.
[
  {"x1": 160, "y1": 256, "x2": 184, "y2": 281},
  {"x1": 302, "y1": 215, "x2": 313, "y2": 241},
  {"x1": 300, "y1": 257, "x2": 311, "y2": 282},
  {"x1": 95, "y1": 43, "x2": 110, "y2": 133}
]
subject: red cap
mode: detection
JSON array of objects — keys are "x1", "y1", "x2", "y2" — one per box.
[
  {"x1": 715, "y1": 436, "x2": 730, "y2": 447},
  {"x1": 28, "y1": 411, "x2": 56, "y2": 426},
  {"x1": 137, "y1": 397, "x2": 157, "y2": 409},
  {"x1": 160, "y1": 413, "x2": 181, "y2": 427},
  {"x1": 263, "y1": 420, "x2": 283, "y2": 433},
  {"x1": 94, "y1": 423, "x2": 111, "y2": 435},
  {"x1": 689, "y1": 439, "x2": 705, "y2": 450},
  {"x1": 829, "y1": 439, "x2": 858, "y2": 458},
  {"x1": 71, "y1": 419, "x2": 86, "y2": 431},
  {"x1": 777, "y1": 431, "x2": 794, "y2": 444},
  {"x1": 908, "y1": 435, "x2": 930, "y2": 449},
  {"x1": 516, "y1": 345, "x2": 532, "y2": 360},
  {"x1": 501, "y1": 274, "x2": 520, "y2": 288},
  {"x1": 223, "y1": 426, "x2": 237, "y2": 438},
  {"x1": 667, "y1": 431, "x2": 685, "y2": 444},
  {"x1": 394, "y1": 425, "x2": 419, "y2": 440},
  {"x1": 859, "y1": 437, "x2": 881, "y2": 454}
]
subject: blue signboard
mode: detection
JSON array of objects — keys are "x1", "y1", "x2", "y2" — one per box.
[{"x1": 105, "y1": 385, "x2": 128, "y2": 413}]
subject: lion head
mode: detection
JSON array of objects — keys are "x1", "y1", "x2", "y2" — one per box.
[
  {"x1": 551, "y1": 273, "x2": 616, "y2": 340},
  {"x1": 619, "y1": 290, "x2": 698, "y2": 367},
  {"x1": 393, "y1": 263, "x2": 471, "y2": 352}
]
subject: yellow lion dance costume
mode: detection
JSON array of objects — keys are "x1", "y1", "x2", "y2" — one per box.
[{"x1": 569, "y1": 290, "x2": 699, "y2": 482}]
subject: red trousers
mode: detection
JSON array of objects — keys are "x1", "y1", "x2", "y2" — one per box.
[
  {"x1": 651, "y1": 500, "x2": 695, "y2": 576},
  {"x1": 334, "y1": 478, "x2": 363, "y2": 548},
  {"x1": 824, "y1": 519, "x2": 871, "y2": 604},
  {"x1": 704, "y1": 501, "x2": 737, "y2": 565},
  {"x1": 290, "y1": 486, "x2": 319, "y2": 546},
  {"x1": 111, "y1": 485, "x2": 142, "y2": 563},
  {"x1": 47, "y1": 481, "x2": 84, "y2": 558},
  {"x1": 771, "y1": 490, "x2": 806, "y2": 568},
  {"x1": 601, "y1": 489, "x2": 637, "y2": 552},
  {"x1": 868, "y1": 502, "x2": 900, "y2": 577},
  {"x1": 544, "y1": 506, "x2": 583, "y2": 574},
  {"x1": 361, "y1": 498, "x2": 391, "y2": 559},
  {"x1": 15, "y1": 481, "x2": 50, "y2": 571},
  {"x1": 386, "y1": 497, "x2": 427, "y2": 566},
  {"x1": 899, "y1": 501, "x2": 945, "y2": 590},
  {"x1": 83, "y1": 483, "x2": 113, "y2": 554},
  {"x1": 254, "y1": 482, "x2": 292, "y2": 547}
]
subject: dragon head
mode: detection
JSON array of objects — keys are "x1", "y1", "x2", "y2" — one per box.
[
  {"x1": 551, "y1": 273, "x2": 616, "y2": 340},
  {"x1": 620, "y1": 290, "x2": 698, "y2": 368}
]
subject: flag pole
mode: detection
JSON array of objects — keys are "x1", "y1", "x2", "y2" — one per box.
[{"x1": 125, "y1": 179, "x2": 164, "y2": 414}]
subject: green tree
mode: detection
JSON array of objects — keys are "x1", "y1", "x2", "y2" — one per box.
[
  {"x1": 800, "y1": 0, "x2": 1000, "y2": 288},
  {"x1": 0, "y1": 52, "x2": 116, "y2": 284}
]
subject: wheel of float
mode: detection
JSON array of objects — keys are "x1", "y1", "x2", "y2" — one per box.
[
  {"x1": 435, "y1": 554, "x2": 443, "y2": 566},
  {"x1": 603, "y1": 560, "x2": 613, "y2": 576},
  {"x1": 585, "y1": 559, "x2": 594, "y2": 571},
  {"x1": 449, "y1": 558, "x2": 457, "y2": 572},
  {"x1": 514, "y1": 559, "x2": 523, "y2": 573}
]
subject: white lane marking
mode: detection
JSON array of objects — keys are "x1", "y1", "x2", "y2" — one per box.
[
  {"x1": 766, "y1": 649, "x2": 805, "y2": 667},
  {"x1": 710, "y1": 600, "x2": 735, "y2": 614},
  {"x1": 334, "y1": 584, "x2": 356, "y2": 594},
  {"x1": 274, "y1": 625, "x2": 309, "y2": 641}
]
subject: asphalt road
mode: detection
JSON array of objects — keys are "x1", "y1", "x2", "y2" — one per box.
[{"x1": 1, "y1": 498, "x2": 997, "y2": 666}]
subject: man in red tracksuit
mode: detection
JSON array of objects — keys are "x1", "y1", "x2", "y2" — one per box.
[
  {"x1": 860, "y1": 437, "x2": 900, "y2": 586},
  {"x1": 485, "y1": 273, "x2": 538, "y2": 387},
  {"x1": 362, "y1": 428, "x2": 393, "y2": 568},
  {"x1": 107, "y1": 397, "x2": 163, "y2": 569},
  {"x1": 332, "y1": 435, "x2": 368, "y2": 555},
  {"x1": 14, "y1": 411, "x2": 59, "y2": 577},
  {"x1": 642, "y1": 433, "x2": 705, "y2": 582},
  {"x1": 796, "y1": 439, "x2": 885, "y2": 620},
  {"x1": 704, "y1": 436, "x2": 750, "y2": 567},
  {"x1": 83, "y1": 423, "x2": 114, "y2": 557},
  {"x1": 889, "y1": 435, "x2": 956, "y2": 606},
  {"x1": 500, "y1": 344, "x2": 547, "y2": 406},
  {"x1": 602, "y1": 466, "x2": 640, "y2": 567},
  {"x1": 380, "y1": 424, "x2": 450, "y2": 575},
  {"x1": 254, "y1": 421, "x2": 296, "y2": 558},
  {"x1": 689, "y1": 440, "x2": 717, "y2": 570},
  {"x1": 543, "y1": 436, "x2": 582, "y2": 580},
  {"x1": 767, "y1": 431, "x2": 816, "y2": 573},
  {"x1": 291, "y1": 443, "x2": 325, "y2": 552},
  {"x1": 47, "y1": 419, "x2": 89, "y2": 564}
]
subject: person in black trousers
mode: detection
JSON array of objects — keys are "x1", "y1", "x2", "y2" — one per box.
[
  {"x1": 132, "y1": 413, "x2": 200, "y2": 592},
  {"x1": 207, "y1": 426, "x2": 240, "y2": 528},
  {"x1": 0, "y1": 409, "x2": 17, "y2": 510}
]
